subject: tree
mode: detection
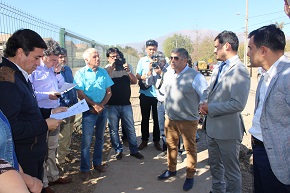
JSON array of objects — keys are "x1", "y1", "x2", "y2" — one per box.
[
  {"x1": 191, "y1": 35, "x2": 216, "y2": 64},
  {"x1": 109, "y1": 45, "x2": 139, "y2": 58},
  {"x1": 163, "y1": 34, "x2": 193, "y2": 57},
  {"x1": 122, "y1": 46, "x2": 139, "y2": 58}
]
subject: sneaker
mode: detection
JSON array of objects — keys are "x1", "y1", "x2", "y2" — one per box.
[
  {"x1": 177, "y1": 154, "x2": 183, "y2": 163},
  {"x1": 158, "y1": 170, "x2": 177, "y2": 180},
  {"x1": 130, "y1": 152, "x2": 144, "y2": 160},
  {"x1": 183, "y1": 178, "x2": 194, "y2": 191},
  {"x1": 156, "y1": 151, "x2": 167, "y2": 159},
  {"x1": 138, "y1": 140, "x2": 148, "y2": 150},
  {"x1": 115, "y1": 152, "x2": 123, "y2": 160}
]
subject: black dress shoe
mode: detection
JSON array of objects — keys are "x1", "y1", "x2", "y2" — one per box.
[
  {"x1": 130, "y1": 152, "x2": 144, "y2": 159},
  {"x1": 80, "y1": 172, "x2": 90, "y2": 182},
  {"x1": 154, "y1": 141, "x2": 162, "y2": 151},
  {"x1": 138, "y1": 140, "x2": 148, "y2": 150}
]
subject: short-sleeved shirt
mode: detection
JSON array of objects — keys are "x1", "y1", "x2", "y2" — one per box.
[
  {"x1": 136, "y1": 56, "x2": 156, "y2": 97},
  {"x1": 74, "y1": 65, "x2": 114, "y2": 103}
]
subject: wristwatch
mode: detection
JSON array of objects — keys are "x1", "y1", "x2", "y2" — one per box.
[{"x1": 55, "y1": 71, "x2": 61, "y2": 74}]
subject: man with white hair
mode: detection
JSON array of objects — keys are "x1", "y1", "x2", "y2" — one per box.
[{"x1": 73, "y1": 48, "x2": 114, "y2": 181}]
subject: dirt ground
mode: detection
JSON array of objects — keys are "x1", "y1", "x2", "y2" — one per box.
[{"x1": 50, "y1": 122, "x2": 254, "y2": 193}]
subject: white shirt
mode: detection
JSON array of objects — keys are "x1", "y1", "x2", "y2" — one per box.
[{"x1": 249, "y1": 55, "x2": 284, "y2": 141}]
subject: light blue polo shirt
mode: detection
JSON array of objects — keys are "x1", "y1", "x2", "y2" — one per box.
[
  {"x1": 136, "y1": 56, "x2": 156, "y2": 97},
  {"x1": 74, "y1": 65, "x2": 114, "y2": 103}
]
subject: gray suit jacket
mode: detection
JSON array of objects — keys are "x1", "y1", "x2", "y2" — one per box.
[
  {"x1": 201, "y1": 57, "x2": 250, "y2": 140},
  {"x1": 256, "y1": 56, "x2": 290, "y2": 185}
]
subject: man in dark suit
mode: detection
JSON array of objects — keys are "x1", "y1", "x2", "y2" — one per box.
[
  {"x1": 199, "y1": 31, "x2": 250, "y2": 193},
  {"x1": 0, "y1": 29, "x2": 64, "y2": 186},
  {"x1": 247, "y1": 24, "x2": 290, "y2": 193}
]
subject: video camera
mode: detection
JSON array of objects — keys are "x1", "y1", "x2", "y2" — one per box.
[
  {"x1": 151, "y1": 54, "x2": 161, "y2": 69},
  {"x1": 114, "y1": 57, "x2": 126, "y2": 71}
]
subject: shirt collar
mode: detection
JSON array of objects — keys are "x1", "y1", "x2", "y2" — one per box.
[
  {"x1": 85, "y1": 64, "x2": 98, "y2": 72},
  {"x1": 11, "y1": 61, "x2": 29, "y2": 81},
  {"x1": 175, "y1": 65, "x2": 189, "y2": 75},
  {"x1": 223, "y1": 55, "x2": 239, "y2": 66},
  {"x1": 264, "y1": 55, "x2": 285, "y2": 80}
]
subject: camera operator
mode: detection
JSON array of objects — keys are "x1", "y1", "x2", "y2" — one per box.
[
  {"x1": 136, "y1": 39, "x2": 161, "y2": 151},
  {"x1": 146, "y1": 52, "x2": 183, "y2": 163},
  {"x1": 105, "y1": 47, "x2": 144, "y2": 160},
  {"x1": 145, "y1": 51, "x2": 169, "y2": 154}
]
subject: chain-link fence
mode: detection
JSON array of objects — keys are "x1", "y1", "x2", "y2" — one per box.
[{"x1": 0, "y1": 1, "x2": 139, "y2": 69}]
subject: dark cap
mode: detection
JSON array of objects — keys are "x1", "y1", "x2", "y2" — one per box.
[{"x1": 146, "y1": 39, "x2": 158, "y2": 47}]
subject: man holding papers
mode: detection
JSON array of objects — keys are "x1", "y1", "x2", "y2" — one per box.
[{"x1": 29, "y1": 40, "x2": 72, "y2": 193}]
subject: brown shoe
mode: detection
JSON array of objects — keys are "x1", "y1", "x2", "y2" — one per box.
[
  {"x1": 80, "y1": 171, "x2": 90, "y2": 182},
  {"x1": 93, "y1": 164, "x2": 107, "y2": 172},
  {"x1": 138, "y1": 140, "x2": 148, "y2": 150},
  {"x1": 154, "y1": 141, "x2": 163, "y2": 151},
  {"x1": 48, "y1": 176, "x2": 73, "y2": 186},
  {"x1": 42, "y1": 187, "x2": 55, "y2": 193}
]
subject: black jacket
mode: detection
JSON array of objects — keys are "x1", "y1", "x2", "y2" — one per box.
[{"x1": 0, "y1": 57, "x2": 48, "y2": 156}]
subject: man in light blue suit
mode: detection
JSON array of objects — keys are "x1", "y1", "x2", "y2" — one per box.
[
  {"x1": 247, "y1": 24, "x2": 290, "y2": 193},
  {"x1": 199, "y1": 31, "x2": 250, "y2": 193}
]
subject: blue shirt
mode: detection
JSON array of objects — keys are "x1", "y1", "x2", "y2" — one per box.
[
  {"x1": 60, "y1": 66, "x2": 78, "y2": 107},
  {"x1": 74, "y1": 65, "x2": 114, "y2": 103},
  {"x1": 136, "y1": 56, "x2": 157, "y2": 97},
  {"x1": 0, "y1": 110, "x2": 19, "y2": 171}
]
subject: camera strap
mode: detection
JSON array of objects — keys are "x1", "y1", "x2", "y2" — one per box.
[{"x1": 157, "y1": 72, "x2": 164, "y2": 90}]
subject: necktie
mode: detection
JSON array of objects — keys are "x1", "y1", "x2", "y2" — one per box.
[{"x1": 213, "y1": 61, "x2": 226, "y2": 89}]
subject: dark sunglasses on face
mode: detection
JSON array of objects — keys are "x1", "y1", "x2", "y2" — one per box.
[{"x1": 170, "y1": 56, "x2": 179, "y2": 61}]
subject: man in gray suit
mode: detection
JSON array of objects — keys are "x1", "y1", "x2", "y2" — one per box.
[
  {"x1": 247, "y1": 24, "x2": 290, "y2": 193},
  {"x1": 199, "y1": 31, "x2": 250, "y2": 193}
]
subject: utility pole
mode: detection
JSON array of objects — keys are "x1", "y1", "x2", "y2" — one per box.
[{"x1": 244, "y1": 0, "x2": 249, "y2": 67}]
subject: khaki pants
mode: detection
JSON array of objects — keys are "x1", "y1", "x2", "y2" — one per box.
[
  {"x1": 56, "y1": 116, "x2": 75, "y2": 164},
  {"x1": 43, "y1": 127, "x2": 60, "y2": 187},
  {"x1": 165, "y1": 118, "x2": 198, "y2": 178}
]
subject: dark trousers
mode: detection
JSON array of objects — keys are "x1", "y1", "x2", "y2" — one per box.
[
  {"x1": 252, "y1": 137, "x2": 290, "y2": 193},
  {"x1": 139, "y1": 93, "x2": 160, "y2": 142},
  {"x1": 16, "y1": 144, "x2": 45, "y2": 181}
]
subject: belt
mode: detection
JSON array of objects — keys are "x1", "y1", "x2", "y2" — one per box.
[{"x1": 252, "y1": 136, "x2": 264, "y2": 147}]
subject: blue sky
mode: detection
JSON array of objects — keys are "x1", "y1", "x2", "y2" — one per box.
[{"x1": 5, "y1": 0, "x2": 289, "y2": 45}]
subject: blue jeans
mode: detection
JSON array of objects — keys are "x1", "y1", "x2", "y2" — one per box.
[
  {"x1": 107, "y1": 105, "x2": 138, "y2": 154},
  {"x1": 80, "y1": 108, "x2": 108, "y2": 172},
  {"x1": 157, "y1": 101, "x2": 166, "y2": 151}
]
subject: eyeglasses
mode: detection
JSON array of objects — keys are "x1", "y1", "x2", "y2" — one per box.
[
  {"x1": 109, "y1": 55, "x2": 119, "y2": 59},
  {"x1": 170, "y1": 56, "x2": 179, "y2": 61}
]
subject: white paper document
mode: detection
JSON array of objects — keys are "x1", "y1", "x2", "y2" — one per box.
[
  {"x1": 57, "y1": 82, "x2": 77, "y2": 95},
  {"x1": 41, "y1": 83, "x2": 77, "y2": 95},
  {"x1": 50, "y1": 99, "x2": 89, "y2": 120}
]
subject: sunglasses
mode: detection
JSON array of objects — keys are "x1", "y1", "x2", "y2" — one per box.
[
  {"x1": 170, "y1": 56, "x2": 179, "y2": 61},
  {"x1": 109, "y1": 55, "x2": 119, "y2": 59}
]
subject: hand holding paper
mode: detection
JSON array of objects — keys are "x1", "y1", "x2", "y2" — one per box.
[{"x1": 50, "y1": 99, "x2": 89, "y2": 120}]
